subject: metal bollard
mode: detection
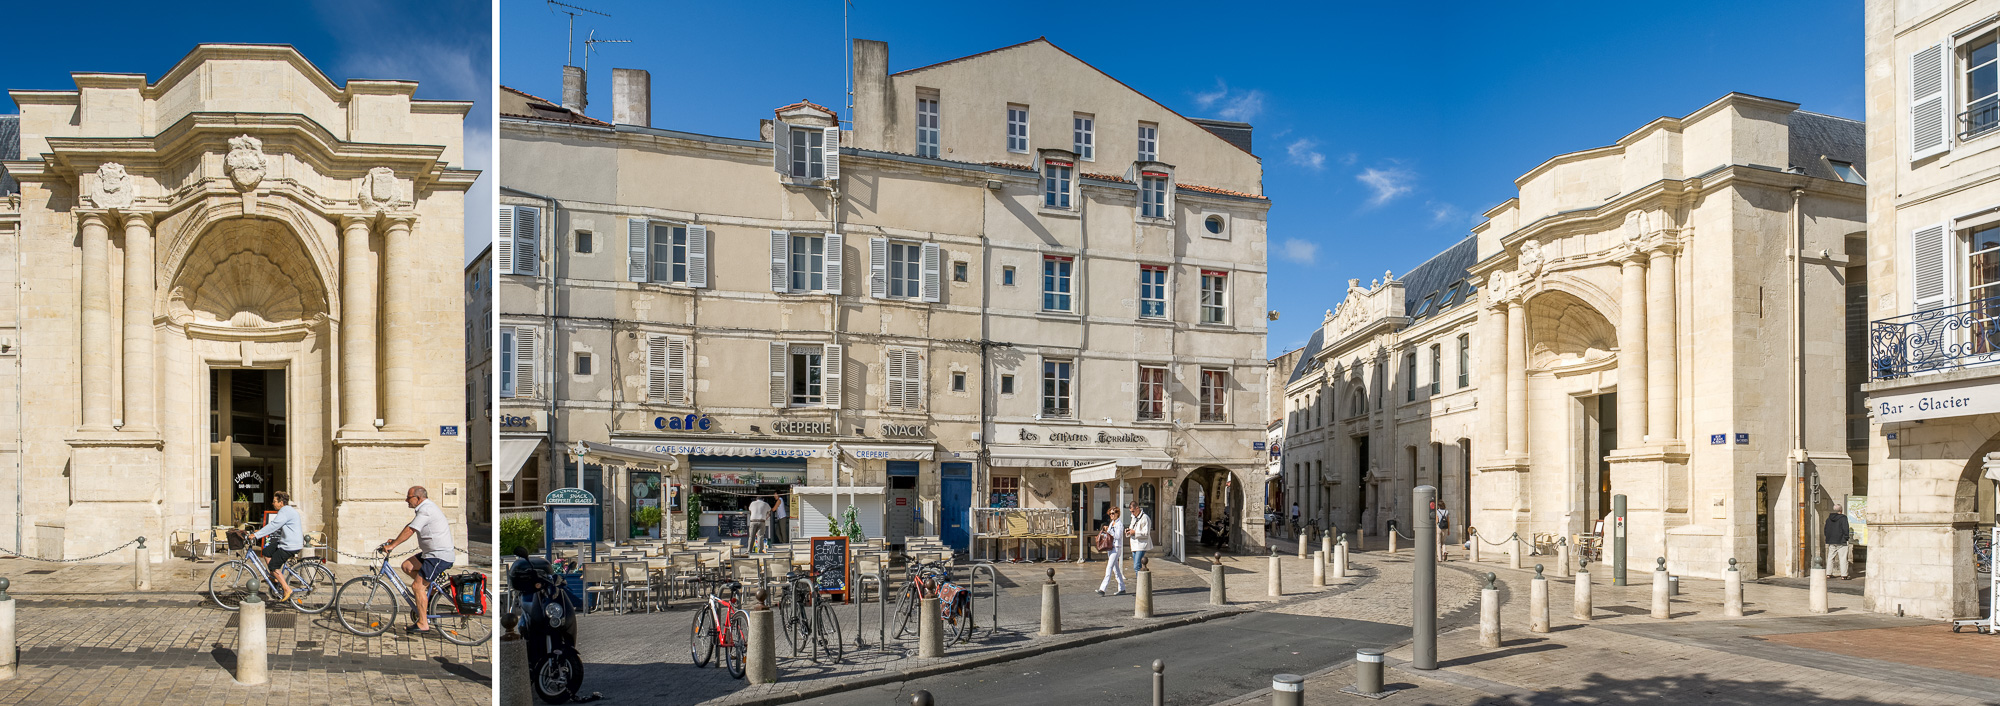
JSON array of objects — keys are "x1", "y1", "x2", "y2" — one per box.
[
  {"x1": 1135, "y1": 570, "x2": 1153, "y2": 619},
  {"x1": 133, "y1": 537, "x2": 149, "y2": 592},
  {"x1": 1556, "y1": 540, "x2": 1571, "y2": 578},
  {"x1": 919, "y1": 596, "x2": 944, "y2": 658},
  {"x1": 501, "y1": 612, "x2": 532, "y2": 706},
  {"x1": 1479, "y1": 572, "x2": 1501, "y2": 648},
  {"x1": 1530, "y1": 564, "x2": 1550, "y2": 633},
  {"x1": 1413, "y1": 486, "x2": 1438, "y2": 671},
  {"x1": 1210, "y1": 553, "x2": 1227, "y2": 605},
  {"x1": 1351, "y1": 649, "x2": 1386, "y2": 696},
  {"x1": 1040, "y1": 567, "x2": 1062, "y2": 635},
  {"x1": 1574, "y1": 561, "x2": 1593, "y2": 621},
  {"x1": 911, "y1": 690, "x2": 935, "y2": 706},
  {"x1": 747, "y1": 589, "x2": 777, "y2": 684},
  {"x1": 1267, "y1": 549, "x2": 1283, "y2": 598},
  {"x1": 1651, "y1": 557, "x2": 1670, "y2": 619},
  {"x1": 1312, "y1": 551, "x2": 1326, "y2": 588},
  {"x1": 1724, "y1": 558, "x2": 1745, "y2": 618},
  {"x1": 236, "y1": 585, "x2": 268, "y2": 685},
  {"x1": 1809, "y1": 565, "x2": 1828, "y2": 614},
  {"x1": 1270, "y1": 673, "x2": 1304, "y2": 706},
  {"x1": 0, "y1": 578, "x2": 14, "y2": 680},
  {"x1": 1152, "y1": 660, "x2": 1165, "y2": 706}
]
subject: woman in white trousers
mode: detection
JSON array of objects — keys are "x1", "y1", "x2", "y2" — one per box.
[{"x1": 1098, "y1": 507, "x2": 1126, "y2": 596}]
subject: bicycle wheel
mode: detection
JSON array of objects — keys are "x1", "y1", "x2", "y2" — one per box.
[
  {"x1": 893, "y1": 584, "x2": 919, "y2": 639},
  {"x1": 435, "y1": 582, "x2": 493, "y2": 646},
  {"x1": 689, "y1": 607, "x2": 716, "y2": 668},
  {"x1": 777, "y1": 590, "x2": 807, "y2": 657},
  {"x1": 286, "y1": 561, "x2": 338, "y2": 614},
  {"x1": 812, "y1": 601, "x2": 843, "y2": 663},
  {"x1": 207, "y1": 561, "x2": 256, "y2": 611},
  {"x1": 949, "y1": 597, "x2": 975, "y2": 644},
  {"x1": 724, "y1": 610, "x2": 748, "y2": 679},
  {"x1": 335, "y1": 576, "x2": 399, "y2": 637}
]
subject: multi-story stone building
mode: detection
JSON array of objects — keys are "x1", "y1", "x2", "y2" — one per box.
[
  {"x1": 1281, "y1": 94, "x2": 1866, "y2": 580},
  {"x1": 466, "y1": 244, "x2": 493, "y2": 532},
  {"x1": 0, "y1": 45, "x2": 475, "y2": 560},
  {"x1": 1859, "y1": 0, "x2": 2000, "y2": 620},
  {"x1": 498, "y1": 37, "x2": 1271, "y2": 556}
]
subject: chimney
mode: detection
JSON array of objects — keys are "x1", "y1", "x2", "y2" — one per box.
[
  {"x1": 562, "y1": 65, "x2": 588, "y2": 114},
  {"x1": 851, "y1": 39, "x2": 890, "y2": 150},
  {"x1": 612, "y1": 68, "x2": 650, "y2": 127}
]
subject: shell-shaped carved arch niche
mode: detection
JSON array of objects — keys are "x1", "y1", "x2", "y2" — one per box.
[
  {"x1": 168, "y1": 218, "x2": 330, "y2": 328},
  {"x1": 1526, "y1": 290, "x2": 1616, "y2": 369}
]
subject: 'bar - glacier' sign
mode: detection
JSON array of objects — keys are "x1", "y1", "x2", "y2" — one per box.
[{"x1": 1873, "y1": 379, "x2": 2000, "y2": 423}]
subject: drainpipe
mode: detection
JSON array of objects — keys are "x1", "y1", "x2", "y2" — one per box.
[{"x1": 1789, "y1": 186, "x2": 1816, "y2": 576}]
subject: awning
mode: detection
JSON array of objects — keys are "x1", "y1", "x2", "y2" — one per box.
[
  {"x1": 572, "y1": 440, "x2": 677, "y2": 470},
  {"x1": 1068, "y1": 458, "x2": 1151, "y2": 484},
  {"x1": 840, "y1": 443, "x2": 936, "y2": 461},
  {"x1": 496, "y1": 438, "x2": 546, "y2": 484},
  {"x1": 791, "y1": 485, "x2": 887, "y2": 495},
  {"x1": 612, "y1": 439, "x2": 830, "y2": 459},
  {"x1": 988, "y1": 445, "x2": 1173, "y2": 473}
]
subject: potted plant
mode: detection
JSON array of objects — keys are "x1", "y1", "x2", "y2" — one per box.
[
  {"x1": 501, "y1": 515, "x2": 544, "y2": 556},
  {"x1": 632, "y1": 506, "x2": 663, "y2": 539}
]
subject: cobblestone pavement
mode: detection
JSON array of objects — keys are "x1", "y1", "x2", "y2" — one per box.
[{"x1": 0, "y1": 557, "x2": 492, "y2": 705}]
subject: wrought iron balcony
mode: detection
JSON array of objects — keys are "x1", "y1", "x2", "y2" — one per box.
[
  {"x1": 1962, "y1": 95, "x2": 2000, "y2": 141},
  {"x1": 1870, "y1": 295, "x2": 2000, "y2": 380}
]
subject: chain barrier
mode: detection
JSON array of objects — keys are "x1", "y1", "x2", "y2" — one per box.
[
  {"x1": 326, "y1": 546, "x2": 474, "y2": 562},
  {"x1": 1468, "y1": 528, "x2": 1513, "y2": 547},
  {"x1": 1385, "y1": 520, "x2": 1416, "y2": 541},
  {"x1": 0, "y1": 536, "x2": 144, "y2": 563}
]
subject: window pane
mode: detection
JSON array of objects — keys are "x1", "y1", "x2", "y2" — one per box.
[
  {"x1": 1976, "y1": 63, "x2": 1998, "y2": 101},
  {"x1": 1976, "y1": 39, "x2": 1997, "y2": 69}
]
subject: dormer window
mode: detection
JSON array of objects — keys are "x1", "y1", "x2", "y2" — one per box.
[
  {"x1": 791, "y1": 129, "x2": 824, "y2": 178},
  {"x1": 773, "y1": 119, "x2": 840, "y2": 181}
]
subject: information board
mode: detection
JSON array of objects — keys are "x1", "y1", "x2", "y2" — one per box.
[
  {"x1": 811, "y1": 536, "x2": 849, "y2": 600},
  {"x1": 551, "y1": 506, "x2": 593, "y2": 541}
]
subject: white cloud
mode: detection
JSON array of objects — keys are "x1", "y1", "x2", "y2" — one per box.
[
  {"x1": 1428, "y1": 201, "x2": 1461, "y2": 225},
  {"x1": 1339, "y1": 152, "x2": 1359, "y2": 166},
  {"x1": 1357, "y1": 167, "x2": 1415, "y2": 206},
  {"x1": 1192, "y1": 79, "x2": 1265, "y2": 122},
  {"x1": 1278, "y1": 238, "x2": 1319, "y2": 265},
  {"x1": 1286, "y1": 139, "x2": 1326, "y2": 171}
]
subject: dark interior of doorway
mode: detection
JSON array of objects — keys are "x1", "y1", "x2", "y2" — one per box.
[{"x1": 211, "y1": 369, "x2": 287, "y2": 528}]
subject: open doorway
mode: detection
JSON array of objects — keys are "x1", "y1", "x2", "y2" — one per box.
[
  {"x1": 1583, "y1": 392, "x2": 1617, "y2": 524},
  {"x1": 1757, "y1": 477, "x2": 1773, "y2": 576},
  {"x1": 210, "y1": 369, "x2": 287, "y2": 528}
]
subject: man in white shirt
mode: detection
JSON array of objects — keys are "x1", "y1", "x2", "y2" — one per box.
[
  {"x1": 249, "y1": 491, "x2": 303, "y2": 603},
  {"x1": 771, "y1": 494, "x2": 789, "y2": 544},
  {"x1": 379, "y1": 486, "x2": 456, "y2": 633},
  {"x1": 1126, "y1": 501, "x2": 1154, "y2": 573},
  {"x1": 746, "y1": 496, "x2": 771, "y2": 552},
  {"x1": 1097, "y1": 506, "x2": 1126, "y2": 596}
]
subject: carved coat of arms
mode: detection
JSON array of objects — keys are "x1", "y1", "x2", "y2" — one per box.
[
  {"x1": 88, "y1": 163, "x2": 133, "y2": 210},
  {"x1": 1518, "y1": 240, "x2": 1545, "y2": 278},
  {"x1": 226, "y1": 134, "x2": 267, "y2": 189},
  {"x1": 358, "y1": 167, "x2": 407, "y2": 212}
]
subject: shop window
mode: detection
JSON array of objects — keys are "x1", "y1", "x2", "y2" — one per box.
[{"x1": 990, "y1": 476, "x2": 1020, "y2": 508}]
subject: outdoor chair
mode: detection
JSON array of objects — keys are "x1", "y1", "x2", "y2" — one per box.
[
  {"x1": 579, "y1": 562, "x2": 616, "y2": 613},
  {"x1": 614, "y1": 561, "x2": 652, "y2": 613},
  {"x1": 670, "y1": 553, "x2": 704, "y2": 599}
]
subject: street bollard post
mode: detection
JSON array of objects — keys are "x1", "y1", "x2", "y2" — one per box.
[
  {"x1": 1469, "y1": 527, "x2": 1481, "y2": 563},
  {"x1": 1270, "y1": 673, "x2": 1304, "y2": 706},
  {"x1": 1809, "y1": 563, "x2": 1829, "y2": 614},
  {"x1": 1724, "y1": 558, "x2": 1745, "y2": 618},
  {"x1": 1612, "y1": 495, "x2": 1628, "y2": 586},
  {"x1": 747, "y1": 589, "x2": 777, "y2": 684},
  {"x1": 1509, "y1": 534, "x2": 1523, "y2": 570},
  {"x1": 501, "y1": 612, "x2": 532, "y2": 706},
  {"x1": 1651, "y1": 557, "x2": 1670, "y2": 619},
  {"x1": 1312, "y1": 551, "x2": 1326, "y2": 587},
  {"x1": 911, "y1": 690, "x2": 935, "y2": 706},
  {"x1": 1041, "y1": 567, "x2": 1062, "y2": 635},
  {"x1": 1210, "y1": 552, "x2": 1227, "y2": 605},
  {"x1": 1556, "y1": 539, "x2": 1571, "y2": 578},
  {"x1": 1479, "y1": 572, "x2": 1501, "y2": 648},
  {"x1": 1530, "y1": 564, "x2": 1550, "y2": 634},
  {"x1": 1135, "y1": 569, "x2": 1153, "y2": 619},
  {"x1": 1152, "y1": 660, "x2": 1165, "y2": 706},
  {"x1": 1333, "y1": 538, "x2": 1348, "y2": 579},
  {"x1": 1268, "y1": 547, "x2": 1283, "y2": 598},
  {"x1": 1322, "y1": 530, "x2": 1333, "y2": 559},
  {"x1": 1388, "y1": 526, "x2": 1399, "y2": 555},
  {"x1": 0, "y1": 578, "x2": 13, "y2": 681},
  {"x1": 1298, "y1": 527, "x2": 1310, "y2": 559},
  {"x1": 133, "y1": 537, "x2": 149, "y2": 591},
  {"x1": 236, "y1": 584, "x2": 268, "y2": 685},
  {"x1": 1574, "y1": 559, "x2": 1593, "y2": 621},
  {"x1": 1413, "y1": 485, "x2": 1437, "y2": 670},
  {"x1": 1352, "y1": 649, "x2": 1385, "y2": 696},
  {"x1": 919, "y1": 596, "x2": 944, "y2": 658}
]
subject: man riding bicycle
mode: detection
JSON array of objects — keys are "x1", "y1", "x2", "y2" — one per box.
[
  {"x1": 378, "y1": 485, "x2": 455, "y2": 634},
  {"x1": 249, "y1": 491, "x2": 303, "y2": 603}
]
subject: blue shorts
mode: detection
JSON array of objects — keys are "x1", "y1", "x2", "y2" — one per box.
[{"x1": 419, "y1": 557, "x2": 452, "y2": 583}]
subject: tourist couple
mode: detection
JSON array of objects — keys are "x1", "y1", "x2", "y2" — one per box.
[{"x1": 1095, "y1": 501, "x2": 1152, "y2": 596}]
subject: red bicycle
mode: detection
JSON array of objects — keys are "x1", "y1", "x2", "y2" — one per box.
[{"x1": 688, "y1": 580, "x2": 749, "y2": 678}]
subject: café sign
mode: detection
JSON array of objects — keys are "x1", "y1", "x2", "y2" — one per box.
[
  {"x1": 1873, "y1": 379, "x2": 2000, "y2": 423},
  {"x1": 655, "y1": 413, "x2": 717, "y2": 432}
]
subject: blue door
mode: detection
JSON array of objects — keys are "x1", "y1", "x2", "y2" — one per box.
[{"x1": 940, "y1": 463, "x2": 972, "y2": 551}]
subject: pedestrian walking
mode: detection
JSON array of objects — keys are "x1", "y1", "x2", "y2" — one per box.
[
  {"x1": 746, "y1": 495, "x2": 771, "y2": 552},
  {"x1": 1127, "y1": 501, "x2": 1153, "y2": 573},
  {"x1": 1290, "y1": 501, "x2": 1300, "y2": 539},
  {"x1": 1097, "y1": 506, "x2": 1126, "y2": 596},
  {"x1": 770, "y1": 493, "x2": 788, "y2": 545},
  {"x1": 1825, "y1": 507, "x2": 1854, "y2": 579},
  {"x1": 1434, "y1": 500, "x2": 1451, "y2": 562}
]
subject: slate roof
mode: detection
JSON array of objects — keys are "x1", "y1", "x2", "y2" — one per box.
[
  {"x1": 1788, "y1": 111, "x2": 1865, "y2": 182},
  {"x1": 1399, "y1": 236, "x2": 1479, "y2": 319},
  {"x1": 0, "y1": 115, "x2": 16, "y2": 195},
  {"x1": 1287, "y1": 327, "x2": 1325, "y2": 384}
]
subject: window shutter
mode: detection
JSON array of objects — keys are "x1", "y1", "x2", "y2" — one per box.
[
  {"x1": 823, "y1": 127, "x2": 841, "y2": 180},
  {"x1": 824, "y1": 230, "x2": 844, "y2": 295},
  {"x1": 647, "y1": 334, "x2": 668, "y2": 402},
  {"x1": 906, "y1": 349, "x2": 925, "y2": 411},
  {"x1": 667, "y1": 336, "x2": 690, "y2": 405},
  {"x1": 823, "y1": 343, "x2": 844, "y2": 409},
  {"x1": 773, "y1": 121, "x2": 792, "y2": 174},
  {"x1": 870, "y1": 237, "x2": 889, "y2": 298},
  {"x1": 687, "y1": 225, "x2": 709, "y2": 288},
  {"x1": 769, "y1": 342, "x2": 789, "y2": 407},
  {"x1": 1912, "y1": 43, "x2": 1951, "y2": 161},
  {"x1": 496, "y1": 206, "x2": 515, "y2": 278},
  {"x1": 920, "y1": 242, "x2": 942, "y2": 303},
  {"x1": 1911, "y1": 223, "x2": 1951, "y2": 310},
  {"x1": 514, "y1": 327, "x2": 537, "y2": 399},
  {"x1": 628, "y1": 218, "x2": 649, "y2": 282},
  {"x1": 885, "y1": 349, "x2": 906, "y2": 410},
  {"x1": 514, "y1": 206, "x2": 541, "y2": 276},
  {"x1": 770, "y1": 230, "x2": 790, "y2": 293}
]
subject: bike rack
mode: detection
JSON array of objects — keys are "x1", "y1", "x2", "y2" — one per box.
[
  {"x1": 852, "y1": 570, "x2": 887, "y2": 649},
  {"x1": 967, "y1": 562, "x2": 1000, "y2": 637}
]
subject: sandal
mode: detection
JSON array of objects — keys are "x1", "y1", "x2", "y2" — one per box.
[{"x1": 405, "y1": 624, "x2": 431, "y2": 634}]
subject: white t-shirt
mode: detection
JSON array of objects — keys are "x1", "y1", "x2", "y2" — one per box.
[
  {"x1": 748, "y1": 499, "x2": 771, "y2": 523},
  {"x1": 408, "y1": 499, "x2": 455, "y2": 561},
  {"x1": 773, "y1": 497, "x2": 787, "y2": 520}
]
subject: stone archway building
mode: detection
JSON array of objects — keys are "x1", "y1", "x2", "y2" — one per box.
[{"x1": 0, "y1": 45, "x2": 476, "y2": 561}]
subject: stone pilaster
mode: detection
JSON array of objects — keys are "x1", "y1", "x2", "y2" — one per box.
[
  {"x1": 1617, "y1": 251, "x2": 1647, "y2": 446},
  {"x1": 78, "y1": 212, "x2": 114, "y2": 431},
  {"x1": 380, "y1": 215, "x2": 416, "y2": 430},
  {"x1": 1645, "y1": 245, "x2": 1678, "y2": 442},
  {"x1": 120, "y1": 211, "x2": 156, "y2": 434},
  {"x1": 338, "y1": 215, "x2": 377, "y2": 433},
  {"x1": 1504, "y1": 299, "x2": 1526, "y2": 456}
]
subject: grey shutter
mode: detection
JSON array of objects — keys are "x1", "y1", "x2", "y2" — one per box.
[
  {"x1": 628, "y1": 218, "x2": 649, "y2": 282},
  {"x1": 823, "y1": 343, "x2": 844, "y2": 409},
  {"x1": 667, "y1": 336, "x2": 690, "y2": 405},
  {"x1": 920, "y1": 242, "x2": 942, "y2": 303},
  {"x1": 514, "y1": 327, "x2": 536, "y2": 398},
  {"x1": 687, "y1": 225, "x2": 709, "y2": 288},
  {"x1": 773, "y1": 121, "x2": 793, "y2": 175},
  {"x1": 770, "y1": 230, "x2": 791, "y2": 293},
  {"x1": 647, "y1": 334, "x2": 668, "y2": 401},
  {"x1": 824, "y1": 230, "x2": 844, "y2": 295},
  {"x1": 907, "y1": 349, "x2": 924, "y2": 411},
  {"x1": 870, "y1": 237, "x2": 889, "y2": 298},
  {"x1": 824, "y1": 127, "x2": 841, "y2": 180},
  {"x1": 769, "y1": 342, "x2": 789, "y2": 407},
  {"x1": 514, "y1": 206, "x2": 541, "y2": 276},
  {"x1": 1912, "y1": 223, "x2": 1951, "y2": 310},
  {"x1": 496, "y1": 206, "x2": 515, "y2": 278},
  {"x1": 885, "y1": 348, "x2": 905, "y2": 410},
  {"x1": 1913, "y1": 43, "x2": 1951, "y2": 161}
]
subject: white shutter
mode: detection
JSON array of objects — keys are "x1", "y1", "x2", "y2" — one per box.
[
  {"x1": 773, "y1": 121, "x2": 793, "y2": 175},
  {"x1": 667, "y1": 336, "x2": 690, "y2": 405},
  {"x1": 920, "y1": 242, "x2": 942, "y2": 303},
  {"x1": 687, "y1": 225, "x2": 709, "y2": 288},
  {"x1": 823, "y1": 344, "x2": 844, "y2": 409},
  {"x1": 1912, "y1": 223, "x2": 1951, "y2": 310},
  {"x1": 628, "y1": 218, "x2": 649, "y2": 282},
  {"x1": 769, "y1": 342, "x2": 789, "y2": 407},
  {"x1": 906, "y1": 349, "x2": 925, "y2": 411},
  {"x1": 824, "y1": 230, "x2": 844, "y2": 295},
  {"x1": 885, "y1": 349, "x2": 906, "y2": 410},
  {"x1": 824, "y1": 127, "x2": 841, "y2": 180},
  {"x1": 1912, "y1": 43, "x2": 1951, "y2": 161},
  {"x1": 496, "y1": 206, "x2": 515, "y2": 278},
  {"x1": 647, "y1": 334, "x2": 668, "y2": 402},
  {"x1": 514, "y1": 206, "x2": 541, "y2": 276},
  {"x1": 770, "y1": 230, "x2": 791, "y2": 293},
  {"x1": 514, "y1": 327, "x2": 537, "y2": 399},
  {"x1": 870, "y1": 237, "x2": 889, "y2": 298}
]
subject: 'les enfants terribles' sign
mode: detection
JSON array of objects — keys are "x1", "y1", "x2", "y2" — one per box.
[{"x1": 1873, "y1": 380, "x2": 2000, "y2": 423}]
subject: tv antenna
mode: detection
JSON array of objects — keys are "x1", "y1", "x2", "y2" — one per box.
[
  {"x1": 583, "y1": 30, "x2": 632, "y2": 73},
  {"x1": 547, "y1": 0, "x2": 609, "y2": 68}
]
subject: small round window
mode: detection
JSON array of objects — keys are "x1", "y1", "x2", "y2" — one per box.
[{"x1": 1204, "y1": 215, "x2": 1225, "y2": 235}]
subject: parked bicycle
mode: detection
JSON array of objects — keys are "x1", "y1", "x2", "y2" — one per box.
[
  {"x1": 773, "y1": 569, "x2": 843, "y2": 663},
  {"x1": 892, "y1": 560, "x2": 974, "y2": 644},
  {"x1": 334, "y1": 550, "x2": 492, "y2": 646},
  {"x1": 687, "y1": 580, "x2": 749, "y2": 679},
  {"x1": 206, "y1": 531, "x2": 337, "y2": 614}
]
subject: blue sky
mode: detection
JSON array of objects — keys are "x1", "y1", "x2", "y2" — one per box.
[
  {"x1": 2, "y1": 0, "x2": 493, "y2": 264},
  {"x1": 501, "y1": 0, "x2": 1863, "y2": 357}
]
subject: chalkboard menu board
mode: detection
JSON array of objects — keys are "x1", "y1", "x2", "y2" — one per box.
[
  {"x1": 718, "y1": 512, "x2": 748, "y2": 538},
  {"x1": 811, "y1": 536, "x2": 849, "y2": 600}
]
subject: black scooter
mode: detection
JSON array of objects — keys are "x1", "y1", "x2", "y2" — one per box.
[{"x1": 511, "y1": 547, "x2": 586, "y2": 703}]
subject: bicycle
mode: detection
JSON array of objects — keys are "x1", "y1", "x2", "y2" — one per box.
[
  {"x1": 333, "y1": 550, "x2": 492, "y2": 646},
  {"x1": 206, "y1": 533, "x2": 337, "y2": 614},
  {"x1": 688, "y1": 580, "x2": 749, "y2": 679},
  {"x1": 773, "y1": 570, "x2": 843, "y2": 663},
  {"x1": 892, "y1": 560, "x2": 974, "y2": 644}
]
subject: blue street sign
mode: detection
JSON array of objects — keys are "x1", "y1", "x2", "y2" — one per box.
[
  {"x1": 1253, "y1": 441, "x2": 1266, "y2": 450},
  {"x1": 1710, "y1": 434, "x2": 1726, "y2": 445},
  {"x1": 1734, "y1": 433, "x2": 1749, "y2": 445},
  {"x1": 440, "y1": 425, "x2": 459, "y2": 436}
]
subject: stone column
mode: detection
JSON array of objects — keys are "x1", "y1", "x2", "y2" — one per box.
[
  {"x1": 339, "y1": 215, "x2": 378, "y2": 432},
  {"x1": 1646, "y1": 247, "x2": 1677, "y2": 442},
  {"x1": 1618, "y1": 253, "x2": 1648, "y2": 447},
  {"x1": 79, "y1": 213, "x2": 115, "y2": 431},
  {"x1": 1504, "y1": 300, "x2": 1526, "y2": 456},
  {"x1": 380, "y1": 216, "x2": 416, "y2": 429},
  {"x1": 120, "y1": 212, "x2": 156, "y2": 433}
]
